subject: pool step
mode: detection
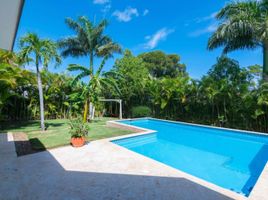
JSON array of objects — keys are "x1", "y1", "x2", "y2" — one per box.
[{"x1": 115, "y1": 134, "x2": 157, "y2": 148}]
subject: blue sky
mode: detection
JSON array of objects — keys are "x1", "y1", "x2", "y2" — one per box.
[{"x1": 15, "y1": 0, "x2": 262, "y2": 79}]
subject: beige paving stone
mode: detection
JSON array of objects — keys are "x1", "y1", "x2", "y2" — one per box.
[{"x1": 0, "y1": 131, "x2": 265, "y2": 200}]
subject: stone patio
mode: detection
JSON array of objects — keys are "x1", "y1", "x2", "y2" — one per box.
[{"x1": 0, "y1": 132, "x2": 258, "y2": 200}]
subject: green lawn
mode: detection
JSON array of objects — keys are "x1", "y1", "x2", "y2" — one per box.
[{"x1": 0, "y1": 118, "x2": 132, "y2": 150}]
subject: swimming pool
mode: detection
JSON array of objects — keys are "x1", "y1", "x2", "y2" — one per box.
[{"x1": 112, "y1": 118, "x2": 268, "y2": 196}]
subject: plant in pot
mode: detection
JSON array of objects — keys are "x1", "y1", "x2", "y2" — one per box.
[{"x1": 69, "y1": 118, "x2": 89, "y2": 147}]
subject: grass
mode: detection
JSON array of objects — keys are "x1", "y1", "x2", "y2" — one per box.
[{"x1": 0, "y1": 118, "x2": 133, "y2": 150}]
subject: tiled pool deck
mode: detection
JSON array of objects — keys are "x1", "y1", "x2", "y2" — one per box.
[{"x1": 0, "y1": 120, "x2": 267, "y2": 200}]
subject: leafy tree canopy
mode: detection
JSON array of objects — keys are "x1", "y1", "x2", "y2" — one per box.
[{"x1": 138, "y1": 51, "x2": 186, "y2": 78}]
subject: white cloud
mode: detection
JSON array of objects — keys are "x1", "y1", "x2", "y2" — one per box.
[
  {"x1": 101, "y1": 4, "x2": 111, "y2": 13},
  {"x1": 112, "y1": 7, "x2": 139, "y2": 22},
  {"x1": 195, "y1": 12, "x2": 217, "y2": 23},
  {"x1": 93, "y1": 0, "x2": 111, "y2": 14},
  {"x1": 189, "y1": 23, "x2": 218, "y2": 37},
  {"x1": 93, "y1": 0, "x2": 109, "y2": 4},
  {"x1": 144, "y1": 28, "x2": 174, "y2": 49},
  {"x1": 143, "y1": 9, "x2": 149, "y2": 16},
  {"x1": 188, "y1": 11, "x2": 219, "y2": 37}
]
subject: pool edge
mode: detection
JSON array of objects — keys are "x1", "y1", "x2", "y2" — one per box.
[
  {"x1": 248, "y1": 162, "x2": 268, "y2": 200},
  {"x1": 107, "y1": 118, "x2": 268, "y2": 200}
]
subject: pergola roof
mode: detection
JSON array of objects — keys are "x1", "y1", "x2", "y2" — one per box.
[{"x1": 0, "y1": 0, "x2": 24, "y2": 51}]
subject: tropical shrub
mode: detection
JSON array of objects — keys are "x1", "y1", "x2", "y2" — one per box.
[
  {"x1": 132, "y1": 106, "x2": 152, "y2": 118},
  {"x1": 68, "y1": 118, "x2": 89, "y2": 138}
]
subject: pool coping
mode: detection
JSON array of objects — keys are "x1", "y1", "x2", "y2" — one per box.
[
  {"x1": 106, "y1": 118, "x2": 268, "y2": 200},
  {"x1": 150, "y1": 117, "x2": 268, "y2": 137}
]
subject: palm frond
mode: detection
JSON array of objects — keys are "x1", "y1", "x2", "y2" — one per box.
[
  {"x1": 72, "y1": 71, "x2": 90, "y2": 86},
  {"x1": 96, "y1": 56, "x2": 109, "y2": 76},
  {"x1": 208, "y1": 1, "x2": 261, "y2": 53},
  {"x1": 19, "y1": 33, "x2": 61, "y2": 69},
  {"x1": 68, "y1": 64, "x2": 90, "y2": 73},
  {"x1": 65, "y1": 17, "x2": 84, "y2": 35},
  {"x1": 100, "y1": 77, "x2": 121, "y2": 95},
  {"x1": 58, "y1": 37, "x2": 86, "y2": 57},
  {"x1": 96, "y1": 42, "x2": 122, "y2": 57}
]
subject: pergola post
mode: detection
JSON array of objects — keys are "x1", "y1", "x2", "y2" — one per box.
[{"x1": 119, "y1": 100, "x2": 122, "y2": 119}]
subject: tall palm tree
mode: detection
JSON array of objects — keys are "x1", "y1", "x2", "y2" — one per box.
[
  {"x1": 68, "y1": 57, "x2": 120, "y2": 120},
  {"x1": 19, "y1": 33, "x2": 61, "y2": 131},
  {"x1": 58, "y1": 16, "x2": 121, "y2": 122},
  {"x1": 208, "y1": 0, "x2": 268, "y2": 80}
]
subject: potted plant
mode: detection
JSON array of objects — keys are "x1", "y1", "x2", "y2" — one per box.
[{"x1": 69, "y1": 118, "x2": 89, "y2": 147}]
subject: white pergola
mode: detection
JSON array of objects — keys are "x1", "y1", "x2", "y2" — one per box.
[
  {"x1": 0, "y1": 0, "x2": 25, "y2": 51},
  {"x1": 99, "y1": 99, "x2": 122, "y2": 119}
]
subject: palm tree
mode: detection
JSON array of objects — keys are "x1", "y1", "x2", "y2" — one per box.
[
  {"x1": 208, "y1": 0, "x2": 268, "y2": 80},
  {"x1": 19, "y1": 33, "x2": 61, "y2": 131},
  {"x1": 68, "y1": 57, "x2": 120, "y2": 120},
  {"x1": 58, "y1": 16, "x2": 121, "y2": 122}
]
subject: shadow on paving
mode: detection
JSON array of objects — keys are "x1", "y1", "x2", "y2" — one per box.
[{"x1": 0, "y1": 135, "x2": 236, "y2": 200}]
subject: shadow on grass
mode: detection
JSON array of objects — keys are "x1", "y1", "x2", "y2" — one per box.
[
  {"x1": 0, "y1": 120, "x2": 39, "y2": 131},
  {"x1": 14, "y1": 133, "x2": 71, "y2": 156},
  {"x1": 46, "y1": 122, "x2": 65, "y2": 128},
  {"x1": 0, "y1": 120, "x2": 65, "y2": 132},
  {"x1": 13, "y1": 133, "x2": 45, "y2": 156},
  {"x1": 28, "y1": 138, "x2": 47, "y2": 151}
]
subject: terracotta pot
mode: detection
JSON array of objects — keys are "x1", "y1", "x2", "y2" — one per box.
[{"x1": 71, "y1": 137, "x2": 85, "y2": 147}]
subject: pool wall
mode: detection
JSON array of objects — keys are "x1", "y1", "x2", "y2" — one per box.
[{"x1": 106, "y1": 117, "x2": 268, "y2": 200}]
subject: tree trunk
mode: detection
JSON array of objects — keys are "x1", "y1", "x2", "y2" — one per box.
[
  {"x1": 90, "y1": 52, "x2": 94, "y2": 74},
  {"x1": 83, "y1": 99, "x2": 89, "y2": 122},
  {"x1": 83, "y1": 52, "x2": 94, "y2": 122},
  {"x1": 263, "y1": 42, "x2": 268, "y2": 81},
  {"x1": 36, "y1": 65, "x2": 45, "y2": 131}
]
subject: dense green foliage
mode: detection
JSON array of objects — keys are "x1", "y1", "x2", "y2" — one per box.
[
  {"x1": 104, "y1": 51, "x2": 268, "y2": 132},
  {"x1": 139, "y1": 51, "x2": 186, "y2": 78},
  {"x1": 1, "y1": 46, "x2": 268, "y2": 132},
  {"x1": 132, "y1": 106, "x2": 152, "y2": 118},
  {"x1": 0, "y1": 50, "x2": 84, "y2": 121},
  {"x1": 103, "y1": 50, "x2": 149, "y2": 115}
]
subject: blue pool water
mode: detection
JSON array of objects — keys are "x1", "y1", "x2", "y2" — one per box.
[{"x1": 113, "y1": 119, "x2": 268, "y2": 196}]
